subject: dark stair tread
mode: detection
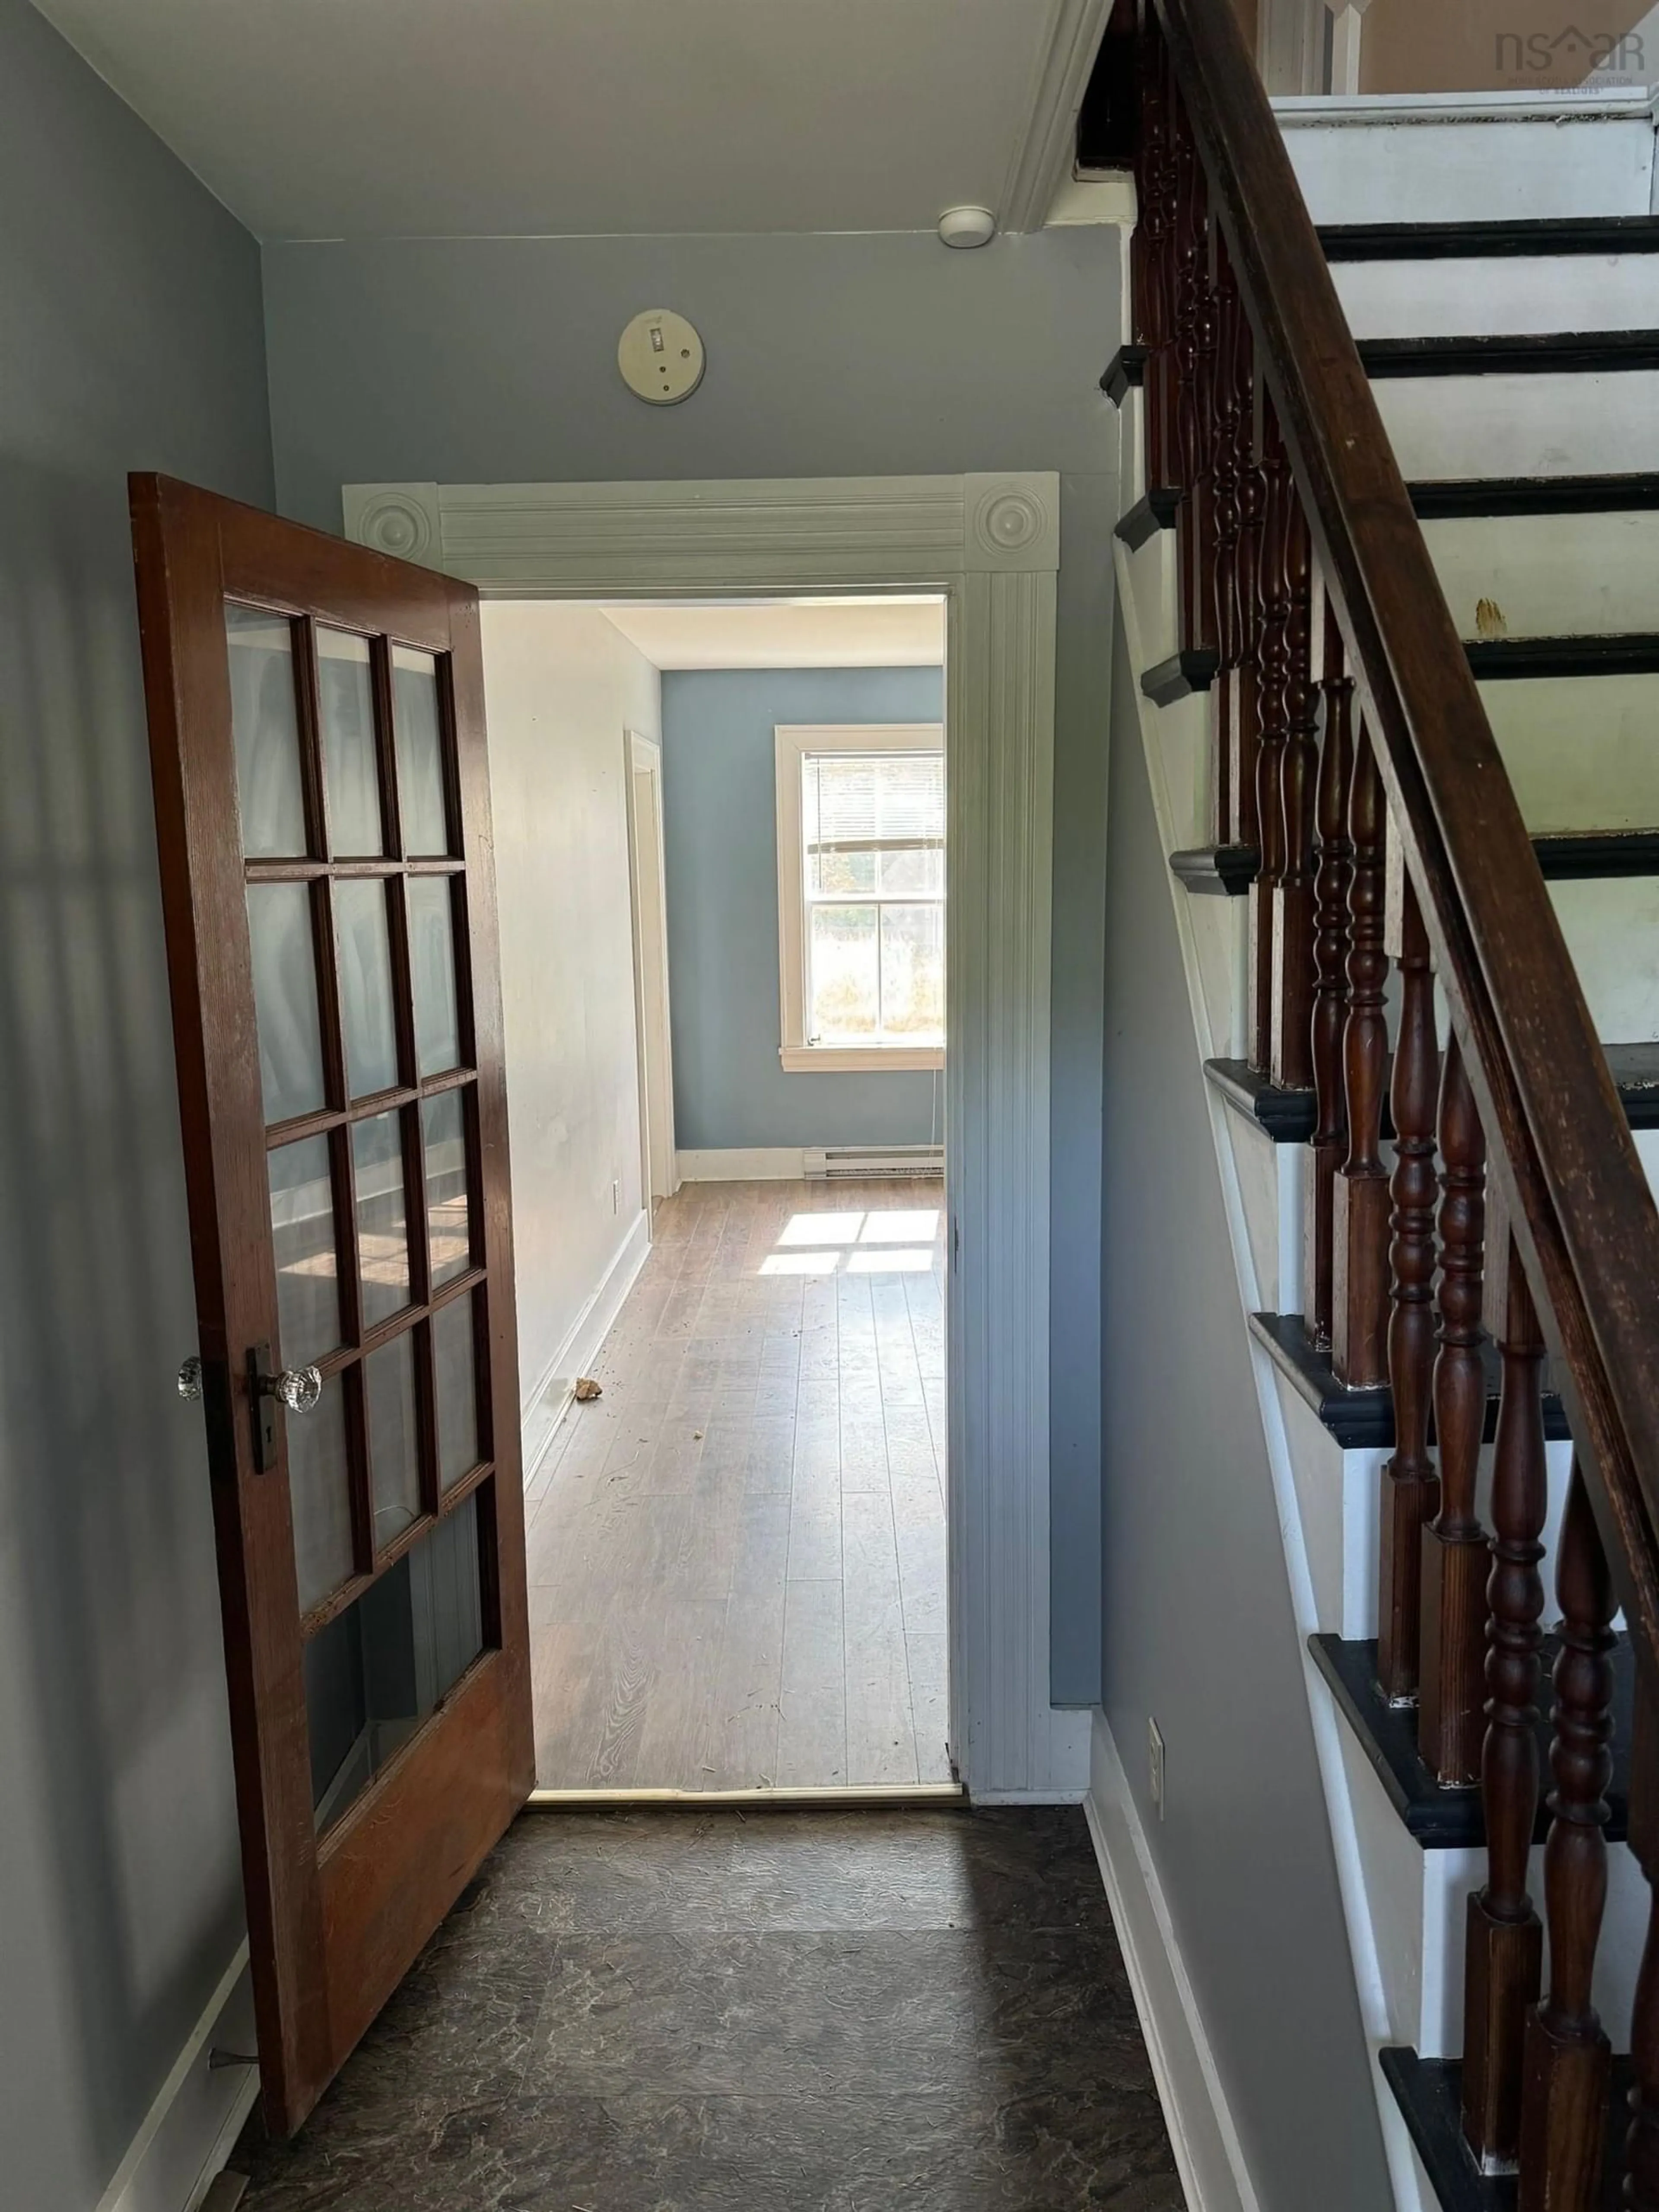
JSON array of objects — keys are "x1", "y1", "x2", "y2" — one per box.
[
  {"x1": 1141, "y1": 650, "x2": 1217, "y2": 705},
  {"x1": 1249, "y1": 1311, "x2": 1570, "y2": 1449},
  {"x1": 1203, "y1": 1059, "x2": 1316, "y2": 1141},
  {"x1": 1116, "y1": 487, "x2": 1180, "y2": 548},
  {"x1": 1310, "y1": 1633, "x2": 1631, "y2": 1850},
  {"x1": 1208, "y1": 1045, "x2": 1659, "y2": 1139},
  {"x1": 1120, "y1": 474, "x2": 1659, "y2": 526},
  {"x1": 1102, "y1": 343, "x2": 1147, "y2": 404},
  {"x1": 1112, "y1": 329, "x2": 1659, "y2": 399},
  {"x1": 1171, "y1": 834, "x2": 1659, "y2": 894},
  {"x1": 1411, "y1": 473, "x2": 1659, "y2": 519},
  {"x1": 1533, "y1": 830, "x2": 1659, "y2": 879},
  {"x1": 1168, "y1": 845, "x2": 1258, "y2": 897},
  {"x1": 1382, "y1": 2050, "x2": 1633, "y2": 2212},
  {"x1": 1468, "y1": 633, "x2": 1659, "y2": 679},
  {"x1": 1323, "y1": 216, "x2": 1659, "y2": 261},
  {"x1": 1361, "y1": 331, "x2": 1659, "y2": 377}
]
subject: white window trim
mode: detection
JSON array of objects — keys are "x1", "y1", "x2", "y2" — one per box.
[{"x1": 774, "y1": 722, "x2": 945, "y2": 1075}]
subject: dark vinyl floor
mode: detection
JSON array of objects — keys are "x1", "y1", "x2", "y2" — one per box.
[{"x1": 234, "y1": 1808, "x2": 1186, "y2": 2210}]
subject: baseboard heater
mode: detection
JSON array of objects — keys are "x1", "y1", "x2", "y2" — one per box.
[{"x1": 802, "y1": 1144, "x2": 945, "y2": 1181}]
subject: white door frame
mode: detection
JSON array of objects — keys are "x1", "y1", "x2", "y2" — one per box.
[
  {"x1": 343, "y1": 471, "x2": 1086, "y2": 1801},
  {"x1": 1260, "y1": 0, "x2": 1371, "y2": 95},
  {"x1": 623, "y1": 726, "x2": 678, "y2": 1210}
]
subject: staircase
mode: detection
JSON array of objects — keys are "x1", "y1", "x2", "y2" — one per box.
[{"x1": 1111, "y1": 6, "x2": 1659, "y2": 2207}]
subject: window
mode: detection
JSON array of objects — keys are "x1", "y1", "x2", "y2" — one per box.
[{"x1": 775, "y1": 723, "x2": 945, "y2": 1073}]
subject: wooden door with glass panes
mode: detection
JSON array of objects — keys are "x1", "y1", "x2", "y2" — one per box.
[{"x1": 130, "y1": 475, "x2": 532, "y2": 2136}]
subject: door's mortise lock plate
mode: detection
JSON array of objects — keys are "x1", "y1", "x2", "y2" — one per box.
[
  {"x1": 247, "y1": 1347, "x2": 323, "y2": 1470},
  {"x1": 248, "y1": 1342, "x2": 278, "y2": 1472}
]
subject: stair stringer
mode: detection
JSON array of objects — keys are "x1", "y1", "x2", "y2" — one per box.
[{"x1": 1113, "y1": 514, "x2": 1433, "y2": 2212}]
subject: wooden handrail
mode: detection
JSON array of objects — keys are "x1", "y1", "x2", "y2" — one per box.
[{"x1": 1152, "y1": 0, "x2": 1659, "y2": 1677}]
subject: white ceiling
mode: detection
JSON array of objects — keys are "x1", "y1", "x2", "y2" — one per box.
[
  {"x1": 599, "y1": 595, "x2": 945, "y2": 670},
  {"x1": 34, "y1": 0, "x2": 1100, "y2": 242}
]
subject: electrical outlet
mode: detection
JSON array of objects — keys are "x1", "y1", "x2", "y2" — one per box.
[{"x1": 1147, "y1": 1716, "x2": 1166, "y2": 1821}]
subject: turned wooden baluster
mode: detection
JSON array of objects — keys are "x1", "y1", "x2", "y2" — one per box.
[
  {"x1": 1626, "y1": 1664, "x2": 1659, "y2": 2210},
  {"x1": 1462, "y1": 1236, "x2": 1547, "y2": 2171},
  {"x1": 1303, "y1": 587, "x2": 1354, "y2": 1349},
  {"x1": 1249, "y1": 383, "x2": 1294, "y2": 1072},
  {"x1": 1520, "y1": 1463, "x2": 1615, "y2": 2209},
  {"x1": 1187, "y1": 215, "x2": 1224, "y2": 681},
  {"x1": 1270, "y1": 490, "x2": 1316, "y2": 1090},
  {"x1": 1131, "y1": 6, "x2": 1176, "y2": 492},
  {"x1": 1170, "y1": 91, "x2": 1208, "y2": 655},
  {"x1": 1376, "y1": 866, "x2": 1439, "y2": 1700},
  {"x1": 1228, "y1": 313, "x2": 1266, "y2": 857},
  {"x1": 1331, "y1": 721, "x2": 1390, "y2": 1384},
  {"x1": 1207, "y1": 225, "x2": 1244, "y2": 845},
  {"x1": 1419, "y1": 1031, "x2": 1490, "y2": 1786}
]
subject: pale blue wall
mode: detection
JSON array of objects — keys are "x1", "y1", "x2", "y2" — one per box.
[
  {"x1": 261, "y1": 221, "x2": 1117, "y2": 1700},
  {"x1": 0, "y1": 0, "x2": 274, "y2": 2201},
  {"x1": 661, "y1": 666, "x2": 944, "y2": 1152}
]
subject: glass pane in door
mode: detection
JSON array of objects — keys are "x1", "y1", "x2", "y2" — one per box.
[
  {"x1": 302, "y1": 1492, "x2": 485, "y2": 1833},
  {"x1": 318, "y1": 629, "x2": 384, "y2": 856},
  {"x1": 432, "y1": 1292, "x2": 480, "y2": 1489},
  {"x1": 268, "y1": 1134, "x2": 341, "y2": 1365},
  {"x1": 365, "y1": 1328, "x2": 422, "y2": 1545},
  {"x1": 226, "y1": 608, "x2": 307, "y2": 858},
  {"x1": 334, "y1": 879, "x2": 400, "y2": 1098},
  {"x1": 391, "y1": 646, "x2": 450, "y2": 855},
  {"x1": 247, "y1": 882, "x2": 327, "y2": 1123},
  {"x1": 351, "y1": 1112, "x2": 410, "y2": 1327},
  {"x1": 423, "y1": 1089, "x2": 471, "y2": 1285},
  {"x1": 407, "y1": 878, "x2": 462, "y2": 1074},
  {"x1": 289, "y1": 1376, "x2": 356, "y2": 1617}
]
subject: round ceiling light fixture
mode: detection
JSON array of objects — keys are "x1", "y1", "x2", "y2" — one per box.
[{"x1": 937, "y1": 206, "x2": 997, "y2": 250}]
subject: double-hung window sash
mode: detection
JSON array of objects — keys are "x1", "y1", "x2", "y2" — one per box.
[{"x1": 801, "y1": 748, "x2": 945, "y2": 1048}]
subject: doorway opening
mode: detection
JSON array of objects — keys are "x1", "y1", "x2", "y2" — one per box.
[{"x1": 481, "y1": 592, "x2": 952, "y2": 1795}]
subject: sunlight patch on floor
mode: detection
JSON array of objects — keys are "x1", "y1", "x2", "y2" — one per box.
[{"x1": 759, "y1": 1208, "x2": 941, "y2": 1277}]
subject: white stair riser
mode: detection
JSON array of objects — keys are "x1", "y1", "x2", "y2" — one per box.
[
  {"x1": 1551, "y1": 875, "x2": 1659, "y2": 1038},
  {"x1": 1376, "y1": 370, "x2": 1659, "y2": 479},
  {"x1": 1335, "y1": 1723, "x2": 1648, "y2": 2062},
  {"x1": 1281, "y1": 104, "x2": 1656, "y2": 226},
  {"x1": 1479, "y1": 672, "x2": 1659, "y2": 832},
  {"x1": 1275, "y1": 1367, "x2": 1581, "y2": 1649},
  {"x1": 1429, "y1": 511, "x2": 1659, "y2": 642},
  {"x1": 1336, "y1": 255, "x2": 1659, "y2": 341}
]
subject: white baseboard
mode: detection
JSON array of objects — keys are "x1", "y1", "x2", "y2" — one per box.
[
  {"x1": 95, "y1": 1945, "x2": 260, "y2": 2212},
  {"x1": 1086, "y1": 1711, "x2": 1261, "y2": 2212},
  {"x1": 520, "y1": 1209, "x2": 652, "y2": 1483},
  {"x1": 677, "y1": 1146, "x2": 805, "y2": 1181}
]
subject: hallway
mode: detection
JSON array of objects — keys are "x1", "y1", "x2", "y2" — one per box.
[
  {"x1": 233, "y1": 1806, "x2": 1185, "y2": 2208},
  {"x1": 526, "y1": 1178, "x2": 950, "y2": 1792}
]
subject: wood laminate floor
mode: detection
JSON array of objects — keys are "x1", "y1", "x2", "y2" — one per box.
[
  {"x1": 234, "y1": 1806, "x2": 1186, "y2": 2210},
  {"x1": 524, "y1": 1178, "x2": 950, "y2": 1792}
]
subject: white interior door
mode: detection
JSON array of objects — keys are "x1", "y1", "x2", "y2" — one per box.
[{"x1": 625, "y1": 729, "x2": 677, "y2": 1207}]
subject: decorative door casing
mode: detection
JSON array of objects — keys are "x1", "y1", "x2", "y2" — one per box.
[{"x1": 345, "y1": 472, "x2": 1087, "y2": 1799}]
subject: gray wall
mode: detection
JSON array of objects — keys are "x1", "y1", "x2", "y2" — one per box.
[
  {"x1": 0, "y1": 2, "x2": 274, "y2": 2205},
  {"x1": 1099, "y1": 616, "x2": 1392, "y2": 2208},
  {"x1": 661, "y1": 665, "x2": 945, "y2": 1153},
  {"x1": 262, "y1": 225, "x2": 1118, "y2": 1698}
]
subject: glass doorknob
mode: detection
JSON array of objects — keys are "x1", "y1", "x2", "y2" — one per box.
[
  {"x1": 258, "y1": 1364, "x2": 323, "y2": 1414},
  {"x1": 178, "y1": 1356, "x2": 203, "y2": 1402}
]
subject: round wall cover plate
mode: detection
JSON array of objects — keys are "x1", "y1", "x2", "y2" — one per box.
[{"x1": 618, "y1": 309, "x2": 706, "y2": 405}]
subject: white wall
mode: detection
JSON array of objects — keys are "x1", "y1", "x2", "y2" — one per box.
[{"x1": 481, "y1": 602, "x2": 658, "y2": 1447}]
